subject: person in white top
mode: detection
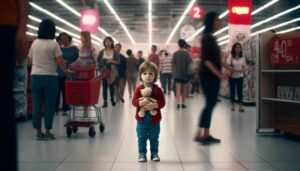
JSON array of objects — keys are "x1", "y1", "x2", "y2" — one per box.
[
  {"x1": 28, "y1": 19, "x2": 69, "y2": 140},
  {"x1": 227, "y1": 43, "x2": 246, "y2": 112}
]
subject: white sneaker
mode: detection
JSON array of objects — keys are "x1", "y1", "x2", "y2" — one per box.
[
  {"x1": 138, "y1": 154, "x2": 146, "y2": 162},
  {"x1": 151, "y1": 153, "x2": 160, "y2": 162}
]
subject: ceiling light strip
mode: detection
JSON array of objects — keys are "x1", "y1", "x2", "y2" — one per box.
[
  {"x1": 56, "y1": 0, "x2": 118, "y2": 42},
  {"x1": 103, "y1": 0, "x2": 136, "y2": 44},
  {"x1": 149, "y1": 0, "x2": 152, "y2": 49},
  {"x1": 29, "y1": 15, "x2": 81, "y2": 40},
  {"x1": 251, "y1": 4, "x2": 300, "y2": 29},
  {"x1": 219, "y1": 17, "x2": 300, "y2": 46},
  {"x1": 276, "y1": 26, "x2": 300, "y2": 34},
  {"x1": 186, "y1": 26, "x2": 204, "y2": 42},
  {"x1": 217, "y1": 5, "x2": 300, "y2": 42},
  {"x1": 218, "y1": 10, "x2": 229, "y2": 19},
  {"x1": 214, "y1": 0, "x2": 279, "y2": 37},
  {"x1": 26, "y1": 31, "x2": 37, "y2": 36},
  {"x1": 29, "y1": 2, "x2": 102, "y2": 43},
  {"x1": 165, "y1": 0, "x2": 196, "y2": 45}
]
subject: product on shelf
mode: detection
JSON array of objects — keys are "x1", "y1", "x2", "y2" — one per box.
[{"x1": 293, "y1": 87, "x2": 300, "y2": 101}]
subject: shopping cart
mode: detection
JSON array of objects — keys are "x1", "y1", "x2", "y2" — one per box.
[{"x1": 64, "y1": 64, "x2": 105, "y2": 138}]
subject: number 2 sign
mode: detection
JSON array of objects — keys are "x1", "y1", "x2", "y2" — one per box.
[{"x1": 190, "y1": 5, "x2": 204, "y2": 20}]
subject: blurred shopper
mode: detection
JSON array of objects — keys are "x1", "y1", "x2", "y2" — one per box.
[
  {"x1": 98, "y1": 36, "x2": 119, "y2": 108},
  {"x1": 137, "y1": 50, "x2": 145, "y2": 69},
  {"x1": 185, "y1": 44, "x2": 195, "y2": 98},
  {"x1": 126, "y1": 49, "x2": 139, "y2": 98},
  {"x1": 115, "y1": 43, "x2": 127, "y2": 104},
  {"x1": 29, "y1": 19, "x2": 69, "y2": 140},
  {"x1": 172, "y1": 39, "x2": 192, "y2": 109},
  {"x1": 0, "y1": 0, "x2": 28, "y2": 170},
  {"x1": 148, "y1": 45, "x2": 160, "y2": 70},
  {"x1": 159, "y1": 50, "x2": 172, "y2": 94},
  {"x1": 55, "y1": 32, "x2": 79, "y2": 115},
  {"x1": 74, "y1": 31, "x2": 96, "y2": 117},
  {"x1": 227, "y1": 43, "x2": 246, "y2": 112},
  {"x1": 194, "y1": 12, "x2": 237, "y2": 144}
]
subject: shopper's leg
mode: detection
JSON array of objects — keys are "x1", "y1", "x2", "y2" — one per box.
[
  {"x1": 167, "y1": 74, "x2": 172, "y2": 93},
  {"x1": 120, "y1": 78, "x2": 126, "y2": 100},
  {"x1": 109, "y1": 83, "x2": 116, "y2": 106},
  {"x1": 182, "y1": 83, "x2": 187, "y2": 105},
  {"x1": 237, "y1": 77, "x2": 244, "y2": 110},
  {"x1": 128, "y1": 76, "x2": 132, "y2": 98},
  {"x1": 132, "y1": 77, "x2": 137, "y2": 92},
  {"x1": 31, "y1": 76, "x2": 43, "y2": 130},
  {"x1": 175, "y1": 82, "x2": 182, "y2": 105},
  {"x1": 44, "y1": 76, "x2": 58, "y2": 130},
  {"x1": 229, "y1": 78, "x2": 235, "y2": 107},
  {"x1": 149, "y1": 124, "x2": 160, "y2": 154},
  {"x1": 55, "y1": 76, "x2": 63, "y2": 112},
  {"x1": 102, "y1": 79, "x2": 108, "y2": 101},
  {"x1": 136, "y1": 123, "x2": 148, "y2": 154},
  {"x1": 61, "y1": 76, "x2": 69, "y2": 111},
  {"x1": 161, "y1": 74, "x2": 166, "y2": 93}
]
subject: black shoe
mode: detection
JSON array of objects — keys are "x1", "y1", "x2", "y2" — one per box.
[
  {"x1": 176, "y1": 104, "x2": 180, "y2": 109},
  {"x1": 181, "y1": 104, "x2": 187, "y2": 109},
  {"x1": 111, "y1": 100, "x2": 116, "y2": 107},
  {"x1": 120, "y1": 98, "x2": 124, "y2": 103},
  {"x1": 102, "y1": 102, "x2": 107, "y2": 108}
]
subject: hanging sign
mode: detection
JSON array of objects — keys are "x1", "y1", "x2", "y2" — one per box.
[
  {"x1": 80, "y1": 9, "x2": 99, "y2": 33},
  {"x1": 189, "y1": 5, "x2": 204, "y2": 20},
  {"x1": 228, "y1": 0, "x2": 252, "y2": 49}
]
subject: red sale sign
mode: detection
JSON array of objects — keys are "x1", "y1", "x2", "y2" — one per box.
[
  {"x1": 270, "y1": 36, "x2": 300, "y2": 64},
  {"x1": 189, "y1": 5, "x2": 204, "y2": 20},
  {"x1": 228, "y1": 0, "x2": 252, "y2": 25},
  {"x1": 80, "y1": 9, "x2": 99, "y2": 33}
]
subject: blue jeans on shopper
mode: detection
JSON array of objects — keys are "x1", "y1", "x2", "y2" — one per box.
[
  {"x1": 136, "y1": 112, "x2": 160, "y2": 154},
  {"x1": 31, "y1": 75, "x2": 58, "y2": 129}
]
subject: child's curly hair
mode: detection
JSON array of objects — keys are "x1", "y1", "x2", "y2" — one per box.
[{"x1": 138, "y1": 61, "x2": 158, "y2": 82}]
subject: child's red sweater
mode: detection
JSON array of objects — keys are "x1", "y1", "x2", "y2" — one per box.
[{"x1": 132, "y1": 84, "x2": 165, "y2": 124}]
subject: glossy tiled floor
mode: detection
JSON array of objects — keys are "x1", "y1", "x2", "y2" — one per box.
[{"x1": 17, "y1": 90, "x2": 300, "y2": 171}]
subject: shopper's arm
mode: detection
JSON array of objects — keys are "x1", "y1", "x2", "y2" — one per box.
[
  {"x1": 56, "y1": 55, "x2": 69, "y2": 73},
  {"x1": 16, "y1": 0, "x2": 29, "y2": 65},
  {"x1": 204, "y1": 60, "x2": 227, "y2": 79}
]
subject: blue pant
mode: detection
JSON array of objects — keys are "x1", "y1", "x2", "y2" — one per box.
[
  {"x1": 136, "y1": 112, "x2": 160, "y2": 154},
  {"x1": 31, "y1": 75, "x2": 58, "y2": 129}
]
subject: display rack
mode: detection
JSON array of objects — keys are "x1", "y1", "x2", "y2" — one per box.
[{"x1": 257, "y1": 31, "x2": 300, "y2": 136}]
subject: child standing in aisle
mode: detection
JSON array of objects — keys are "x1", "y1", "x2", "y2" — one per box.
[{"x1": 132, "y1": 61, "x2": 165, "y2": 162}]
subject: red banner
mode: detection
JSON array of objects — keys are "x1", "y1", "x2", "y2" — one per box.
[
  {"x1": 270, "y1": 36, "x2": 300, "y2": 64},
  {"x1": 228, "y1": 0, "x2": 252, "y2": 25}
]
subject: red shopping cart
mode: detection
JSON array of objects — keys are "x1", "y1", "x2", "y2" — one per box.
[
  {"x1": 64, "y1": 64, "x2": 105, "y2": 138},
  {"x1": 69, "y1": 63, "x2": 97, "y2": 81}
]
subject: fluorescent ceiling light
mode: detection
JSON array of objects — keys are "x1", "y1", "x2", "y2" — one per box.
[
  {"x1": 102, "y1": 0, "x2": 136, "y2": 44},
  {"x1": 276, "y1": 26, "x2": 300, "y2": 34},
  {"x1": 219, "y1": 17, "x2": 300, "y2": 45},
  {"x1": 149, "y1": 0, "x2": 152, "y2": 49},
  {"x1": 217, "y1": 5, "x2": 300, "y2": 42},
  {"x1": 56, "y1": 0, "x2": 118, "y2": 43},
  {"x1": 165, "y1": 0, "x2": 196, "y2": 45},
  {"x1": 218, "y1": 10, "x2": 229, "y2": 19},
  {"x1": 214, "y1": 0, "x2": 279, "y2": 37},
  {"x1": 186, "y1": 26, "x2": 204, "y2": 42},
  {"x1": 29, "y1": 2, "x2": 102, "y2": 43},
  {"x1": 251, "y1": 4, "x2": 300, "y2": 29},
  {"x1": 26, "y1": 31, "x2": 37, "y2": 36},
  {"x1": 251, "y1": 17, "x2": 300, "y2": 37}
]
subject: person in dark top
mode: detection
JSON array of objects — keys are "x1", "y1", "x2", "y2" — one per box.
[
  {"x1": 137, "y1": 50, "x2": 145, "y2": 69},
  {"x1": 194, "y1": 12, "x2": 238, "y2": 144},
  {"x1": 172, "y1": 39, "x2": 192, "y2": 109},
  {"x1": 115, "y1": 43, "x2": 127, "y2": 103},
  {"x1": 55, "y1": 32, "x2": 79, "y2": 115}
]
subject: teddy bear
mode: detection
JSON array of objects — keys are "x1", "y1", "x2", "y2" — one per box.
[{"x1": 138, "y1": 87, "x2": 158, "y2": 117}]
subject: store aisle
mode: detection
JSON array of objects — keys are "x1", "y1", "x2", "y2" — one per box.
[{"x1": 17, "y1": 93, "x2": 300, "y2": 171}]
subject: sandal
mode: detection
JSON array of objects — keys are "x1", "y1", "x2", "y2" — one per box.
[
  {"x1": 35, "y1": 133, "x2": 46, "y2": 140},
  {"x1": 44, "y1": 133, "x2": 56, "y2": 140},
  {"x1": 239, "y1": 108, "x2": 245, "y2": 112}
]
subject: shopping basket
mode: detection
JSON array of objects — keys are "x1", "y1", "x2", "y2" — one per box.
[{"x1": 70, "y1": 63, "x2": 97, "y2": 81}]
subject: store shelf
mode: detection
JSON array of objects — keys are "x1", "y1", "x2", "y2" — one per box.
[
  {"x1": 261, "y1": 97, "x2": 300, "y2": 104},
  {"x1": 261, "y1": 70, "x2": 300, "y2": 73},
  {"x1": 13, "y1": 88, "x2": 25, "y2": 92}
]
